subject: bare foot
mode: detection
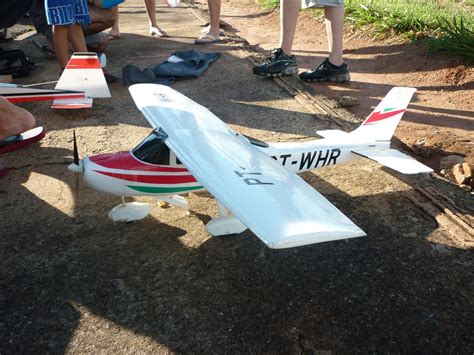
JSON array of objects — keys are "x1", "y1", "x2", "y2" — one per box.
[{"x1": 0, "y1": 97, "x2": 35, "y2": 141}]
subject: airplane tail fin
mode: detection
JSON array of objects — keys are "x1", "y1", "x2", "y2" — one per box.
[
  {"x1": 54, "y1": 52, "x2": 110, "y2": 99},
  {"x1": 350, "y1": 87, "x2": 416, "y2": 142},
  {"x1": 348, "y1": 87, "x2": 432, "y2": 174}
]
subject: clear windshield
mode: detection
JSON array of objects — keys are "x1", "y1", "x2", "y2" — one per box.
[{"x1": 132, "y1": 129, "x2": 170, "y2": 165}]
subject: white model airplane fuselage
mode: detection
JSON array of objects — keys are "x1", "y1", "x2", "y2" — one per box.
[{"x1": 70, "y1": 85, "x2": 432, "y2": 249}]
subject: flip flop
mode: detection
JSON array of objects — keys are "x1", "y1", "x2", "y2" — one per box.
[
  {"x1": 150, "y1": 27, "x2": 168, "y2": 38},
  {"x1": 105, "y1": 33, "x2": 121, "y2": 40},
  {"x1": 194, "y1": 34, "x2": 221, "y2": 45},
  {"x1": 200, "y1": 26, "x2": 224, "y2": 35},
  {"x1": 0, "y1": 126, "x2": 45, "y2": 154},
  {"x1": 33, "y1": 40, "x2": 56, "y2": 59},
  {"x1": 166, "y1": 0, "x2": 180, "y2": 7}
]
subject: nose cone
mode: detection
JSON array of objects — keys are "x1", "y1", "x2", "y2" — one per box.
[{"x1": 68, "y1": 160, "x2": 83, "y2": 173}]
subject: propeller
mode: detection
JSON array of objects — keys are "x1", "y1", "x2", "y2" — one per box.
[
  {"x1": 73, "y1": 130, "x2": 79, "y2": 166},
  {"x1": 68, "y1": 130, "x2": 83, "y2": 197}
]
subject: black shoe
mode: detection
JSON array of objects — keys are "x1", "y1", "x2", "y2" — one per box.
[
  {"x1": 299, "y1": 58, "x2": 350, "y2": 82},
  {"x1": 253, "y1": 48, "x2": 298, "y2": 77}
]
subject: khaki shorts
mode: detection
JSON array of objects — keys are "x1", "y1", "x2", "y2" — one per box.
[{"x1": 302, "y1": 0, "x2": 344, "y2": 8}]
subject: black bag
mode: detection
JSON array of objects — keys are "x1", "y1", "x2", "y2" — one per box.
[
  {"x1": 0, "y1": 0, "x2": 36, "y2": 29},
  {"x1": 0, "y1": 49, "x2": 37, "y2": 78}
]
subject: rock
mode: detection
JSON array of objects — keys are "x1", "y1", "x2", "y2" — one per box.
[
  {"x1": 410, "y1": 138, "x2": 442, "y2": 158},
  {"x1": 451, "y1": 163, "x2": 472, "y2": 185},
  {"x1": 439, "y1": 155, "x2": 464, "y2": 170},
  {"x1": 335, "y1": 95, "x2": 358, "y2": 108}
]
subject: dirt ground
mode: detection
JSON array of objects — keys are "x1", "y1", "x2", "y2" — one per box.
[
  {"x1": 214, "y1": 0, "x2": 474, "y2": 169},
  {"x1": 1, "y1": 0, "x2": 473, "y2": 353}
]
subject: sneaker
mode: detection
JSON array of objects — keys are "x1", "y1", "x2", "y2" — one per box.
[
  {"x1": 299, "y1": 58, "x2": 350, "y2": 82},
  {"x1": 253, "y1": 48, "x2": 298, "y2": 77}
]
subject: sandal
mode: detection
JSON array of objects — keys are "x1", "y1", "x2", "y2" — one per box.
[
  {"x1": 105, "y1": 32, "x2": 121, "y2": 40},
  {"x1": 0, "y1": 127, "x2": 45, "y2": 154},
  {"x1": 33, "y1": 40, "x2": 56, "y2": 59},
  {"x1": 194, "y1": 33, "x2": 221, "y2": 45},
  {"x1": 150, "y1": 26, "x2": 168, "y2": 38}
]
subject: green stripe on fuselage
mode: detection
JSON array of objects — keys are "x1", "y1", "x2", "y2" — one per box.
[
  {"x1": 383, "y1": 107, "x2": 396, "y2": 112},
  {"x1": 127, "y1": 185, "x2": 204, "y2": 194}
]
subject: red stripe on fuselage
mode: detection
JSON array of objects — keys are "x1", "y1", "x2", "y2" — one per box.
[
  {"x1": 364, "y1": 109, "x2": 405, "y2": 125},
  {"x1": 89, "y1": 151, "x2": 189, "y2": 172},
  {"x1": 66, "y1": 57, "x2": 101, "y2": 69},
  {"x1": 94, "y1": 170, "x2": 197, "y2": 184}
]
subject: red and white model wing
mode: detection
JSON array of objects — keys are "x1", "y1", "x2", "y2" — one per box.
[
  {"x1": 0, "y1": 84, "x2": 86, "y2": 103},
  {"x1": 52, "y1": 52, "x2": 110, "y2": 108},
  {"x1": 130, "y1": 84, "x2": 365, "y2": 249}
]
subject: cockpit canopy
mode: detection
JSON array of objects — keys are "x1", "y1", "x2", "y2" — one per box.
[
  {"x1": 132, "y1": 129, "x2": 269, "y2": 166},
  {"x1": 132, "y1": 129, "x2": 173, "y2": 165}
]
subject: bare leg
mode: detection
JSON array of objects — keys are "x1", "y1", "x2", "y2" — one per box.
[
  {"x1": 207, "y1": 0, "x2": 221, "y2": 38},
  {"x1": 279, "y1": 0, "x2": 299, "y2": 55},
  {"x1": 52, "y1": 25, "x2": 71, "y2": 69},
  {"x1": 0, "y1": 97, "x2": 35, "y2": 141},
  {"x1": 145, "y1": 0, "x2": 157, "y2": 28},
  {"x1": 85, "y1": 6, "x2": 116, "y2": 36},
  {"x1": 68, "y1": 24, "x2": 88, "y2": 52},
  {"x1": 108, "y1": 6, "x2": 120, "y2": 37},
  {"x1": 145, "y1": 0, "x2": 167, "y2": 36},
  {"x1": 325, "y1": 6, "x2": 344, "y2": 66}
]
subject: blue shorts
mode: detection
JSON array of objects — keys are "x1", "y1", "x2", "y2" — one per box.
[{"x1": 45, "y1": 0, "x2": 90, "y2": 26}]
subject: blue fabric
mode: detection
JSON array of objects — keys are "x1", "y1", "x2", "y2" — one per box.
[
  {"x1": 122, "y1": 65, "x2": 175, "y2": 86},
  {"x1": 45, "y1": 0, "x2": 90, "y2": 25},
  {"x1": 152, "y1": 50, "x2": 221, "y2": 78},
  {"x1": 122, "y1": 50, "x2": 221, "y2": 86}
]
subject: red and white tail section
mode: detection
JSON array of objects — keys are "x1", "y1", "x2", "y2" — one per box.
[
  {"x1": 351, "y1": 87, "x2": 416, "y2": 141},
  {"x1": 349, "y1": 87, "x2": 432, "y2": 174},
  {"x1": 52, "y1": 52, "x2": 110, "y2": 109}
]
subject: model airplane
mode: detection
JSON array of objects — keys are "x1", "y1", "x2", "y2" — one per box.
[
  {"x1": 68, "y1": 84, "x2": 432, "y2": 249},
  {"x1": 0, "y1": 52, "x2": 110, "y2": 109}
]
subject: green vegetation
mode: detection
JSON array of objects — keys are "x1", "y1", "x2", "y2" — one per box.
[{"x1": 259, "y1": 0, "x2": 474, "y2": 63}]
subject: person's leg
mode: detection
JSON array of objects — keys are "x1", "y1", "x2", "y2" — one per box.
[
  {"x1": 299, "y1": 5, "x2": 349, "y2": 82},
  {"x1": 279, "y1": 0, "x2": 299, "y2": 55},
  {"x1": 252, "y1": 0, "x2": 298, "y2": 77},
  {"x1": 52, "y1": 25, "x2": 71, "y2": 69},
  {"x1": 0, "y1": 97, "x2": 35, "y2": 141},
  {"x1": 84, "y1": 6, "x2": 116, "y2": 36},
  {"x1": 68, "y1": 24, "x2": 87, "y2": 52},
  {"x1": 145, "y1": 0, "x2": 167, "y2": 37},
  {"x1": 207, "y1": 0, "x2": 221, "y2": 38},
  {"x1": 194, "y1": 0, "x2": 221, "y2": 42},
  {"x1": 325, "y1": 5, "x2": 344, "y2": 66},
  {"x1": 108, "y1": 5, "x2": 121, "y2": 37}
]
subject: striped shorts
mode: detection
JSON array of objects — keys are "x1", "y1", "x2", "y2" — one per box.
[
  {"x1": 45, "y1": 0, "x2": 90, "y2": 25},
  {"x1": 302, "y1": 0, "x2": 344, "y2": 8}
]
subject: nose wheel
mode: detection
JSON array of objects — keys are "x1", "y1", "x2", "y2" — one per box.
[{"x1": 108, "y1": 197, "x2": 152, "y2": 222}]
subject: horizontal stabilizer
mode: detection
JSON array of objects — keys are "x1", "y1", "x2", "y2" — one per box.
[
  {"x1": 55, "y1": 52, "x2": 110, "y2": 98},
  {"x1": 316, "y1": 129, "x2": 349, "y2": 139},
  {"x1": 51, "y1": 97, "x2": 93, "y2": 109},
  {"x1": 352, "y1": 148, "x2": 433, "y2": 174}
]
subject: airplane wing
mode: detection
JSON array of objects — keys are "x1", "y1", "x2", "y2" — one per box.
[
  {"x1": 129, "y1": 84, "x2": 366, "y2": 249},
  {"x1": 0, "y1": 85, "x2": 86, "y2": 103}
]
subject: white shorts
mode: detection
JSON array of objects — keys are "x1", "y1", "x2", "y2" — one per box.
[{"x1": 302, "y1": 0, "x2": 344, "y2": 8}]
